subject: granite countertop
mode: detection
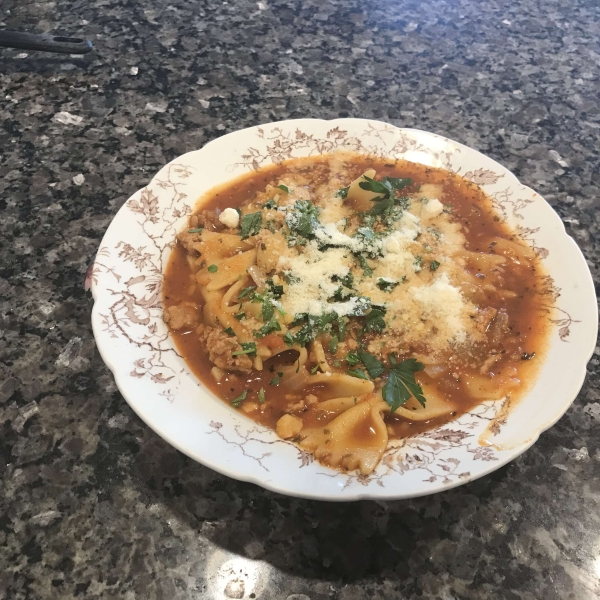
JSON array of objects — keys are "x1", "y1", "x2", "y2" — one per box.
[{"x1": 1, "y1": 0, "x2": 599, "y2": 598}]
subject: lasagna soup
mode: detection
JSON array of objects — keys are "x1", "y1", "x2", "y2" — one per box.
[{"x1": 163, "y1": 153, "x2": 550, "y2": 474}]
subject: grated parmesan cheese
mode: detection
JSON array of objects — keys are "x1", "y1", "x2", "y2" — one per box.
[
  {"x1": 277, "y1": 242, "x2": 354, "y2": 316},
  {"x1": 409, "y1": 273, "x2": 468, "y2": 343}
]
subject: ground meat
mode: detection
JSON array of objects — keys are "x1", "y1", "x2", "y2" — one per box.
[
  {"x1": 196, "y1": 324, "x2": 253, "y2": 373},
  {"x1": 196, "y1": 209, "x2": 226, "y2": 233},
  {"x1": 163, "y1": 304, "x2": 199, "y2": 330},
  {"x1": 177, "y1": 230, "x2": 202, "y2": 253}
]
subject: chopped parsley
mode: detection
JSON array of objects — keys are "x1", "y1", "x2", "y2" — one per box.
[
  {"x1": 266, "y1": 278, "x2": 284, "y2": 298},
  {"x1": 430, "y1": 260, "x2": 441, "y2": 271},
  {"x1": 261, "y1": 299, "x2": 275, "y2": 322},
  {"x1": 238, "y1": 285, "x2": 256, "y2": 300},
  {"x1": 357, "y1": 349, "x2": 386, "y2": 379},
  {"x1": 284, "y1": 331, "x2": 294, "y2": 346},
  {"x1": 258, "y1": 388, "x2": 266, "y2": 404},
  {"x1": 377, "y1": 278, "x2": 399, "y2": 293},
  {"x1": 339, "y1": 272, "x2": 354, "y2": 288},
  {"x1": 336, "y1": 185, "x2": 349, "y2": 199},
  {"x1": 230, "y1": 390, "x2": 247, "y2": 407},
  {"x1": 223, "y1": 327, "x2": 235, "y2": 336},
  {"x1": 382, "y1": 358, "x2": 426, "y2": 412},
  {"x1": 287, "y1": 312, "x2": 346, "y2": 347},
  {"x1": 357, "y1": 254, "x2": 373, "y2": 277},
  {"x1": 234, "y1": 311, "x2": 246, "y2": 320},
  {"x1": 269, "y1": 372, "x2": 283, "y2": 386},
  {"x1": 187, "y1": 227, "x2": 203, "y2": 233},
  {"x1": 347, "y1": 368, "x2": 369, "y2": 380},
  {"x1": 285, "y1": 200, "x2": 320, "y2": 243},
  {"x1": 264, "y1": 198, "x2": 277, "y2": 209},
  {"x1": 254, "y1": 317, "x2": 282, "y2": 338},
  {"x1": 276, "y1": 184, "x2": 290, "y2": 193},
  {"x1": 332, "y1": 285, "x2": 353, "y2": 301},
  {"x1": 240, "y1": 212, "x2": 262, "y2": 239},
  {"x1": 237, "y1": 285, "x2": 256, "y2": 300},
  {"x1": 208, "y1": 264, "x2": 218, "y2": 273},
  {"x1": 345, "y1": 351, "x2": 360, "y2": 366},
  {"x1": 310, "y1": 364, "x2": 320, "y2": 374},
  {"x1": 244, "y1": 286, "x2": 285, "y2": 323},
  {"x1": 364, "y1": 307, "x2": 386, "y2": 333},
  {"x1": 414, "y1": 255, "x2": 423, "y2": 270},
  {"x1": 332, "y1": 272, "x2": 355, "y2": 301},
  {"x1": 329, "y1": 335, "x2": 339, "y2": 354},
  {"x1": 358, "y1": 175, "x2": 412, "y2": 217},
  {"x1": 232, "y1": 342, "x2": 257, "y2": 357}
]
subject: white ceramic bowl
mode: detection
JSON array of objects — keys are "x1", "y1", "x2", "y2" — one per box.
[{"x1": 90, "y1": 119, "x2": 597, "y2": 500}]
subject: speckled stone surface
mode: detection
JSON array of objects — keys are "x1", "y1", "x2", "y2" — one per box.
[{"x1": 1, "y1": 0, "x2": 599, "y2": 598}]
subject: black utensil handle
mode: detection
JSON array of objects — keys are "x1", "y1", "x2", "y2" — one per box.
[{"x1": 0, "y1": 30, "x2": 92, "y2": 54}]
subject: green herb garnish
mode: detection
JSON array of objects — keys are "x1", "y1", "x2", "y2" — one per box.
[
  {"x1": 382, "y1": 358, "x2": 426, "y2": 412},
  {"x1": 336, "y1": 186, "x2": 349, "y2": 199},
  {"x1": 231, "y1": 390, "x2": 247, "y2": 407},
  {"x1": 347, "y1": 368, "x2": 369, "y2": 380},
  {"x1": 237, "y1": 286, "x2": 256, "y2": 300},
  {"x1": 270, "y1": 372, "x2": 283, "y2": 386},
  {"x1": 358, "y1": 175, "x2": 412, "y2": 216},
  {"x1": 287, "y1": 312, "x2": 345, "y2": 347},
  {"x1": 234, "y1": 312, "x2": 246, "y2": 320},
  {"x1": 266, "y1": 278, "x2": 284, "y2": 298},
  {"x1": 187, "y1": 227, "x2": 203, "y2": 233},
  {"x1": 223, "y1": 327, "x2": 235, "y2": 336},
  {"x1": 232, "y1": 342, "x2": 257, "y2": 357},
  {"x1": 254, "y1": 317, "x2": 281, "y2": 338},
  {"x1": 357, "y1": 349, "x2": 386, "y2": 379},
  {"x1": 364, "y1": 307, "x2": 386, "y2": 333},
  {"x1": 377, "y1": 278, "x2": 398, "y2": 293},
  {"x1": 258, "y1": 388, "x2": 265, "y2": 404},
  {"x1": 208, "y1": 264, "x2": 218, "y2": 273},
  {"x1": 430, "y1": 260, "x2": 440, "y2": 271},
  {"x1": 310, "y1": 364, "x2": 320, "y2": 374},
  {"x1": 276, "y1": 184, "x2": 290, "y2": 193},
  {"x1": 357, "y1": 254, "x2": 373, "y2": 277},
  {"x1": 240, "y1": 212, "x2": 262, "y2": 239},
  {"x1": 285, "y1": 200, "x2": 320, "y2": 242},
  {"x1": 264, "y1": 199, "x2": 277, "y2": 209},
  {"x1": 345, "y1": 351, "x2": 360, "y2": 366},
  {"x1": 329, "y1": 336, "x2": 339, "y2": 354}
]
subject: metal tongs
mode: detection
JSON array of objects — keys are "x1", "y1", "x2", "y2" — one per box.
[{"x1": 0, "y1": 30, "x2": 92, "y2": 54}]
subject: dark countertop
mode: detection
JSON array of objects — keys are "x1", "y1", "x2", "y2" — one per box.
[{"x1": 1, "y1": 0, "x2": 599, "y2": 598}]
